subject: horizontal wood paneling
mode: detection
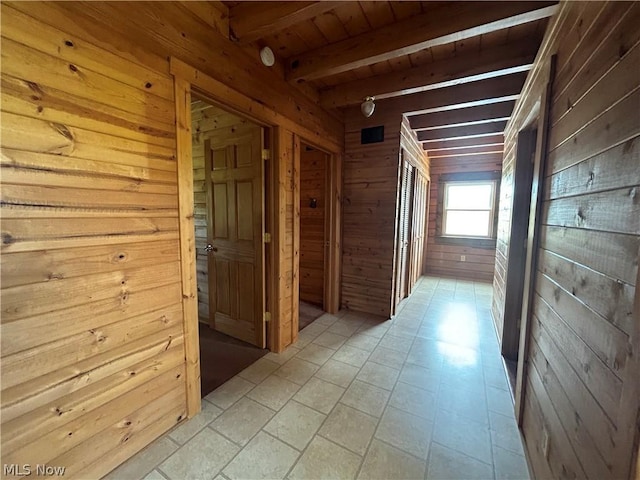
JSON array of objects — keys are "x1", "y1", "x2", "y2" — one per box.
[
  {"x1": 493, "y1": 2, "x2": 640, "y2": 478},
  {"x1": 425, "y1": 156, "x2": 502, "y2": 282},
  {"x1": 0, "y1": 5, "x2": 187, "y2": 477}
]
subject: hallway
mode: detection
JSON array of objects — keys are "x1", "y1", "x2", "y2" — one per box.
[{"x1": 107, "y1": 277, "x2": 530, "y2": 480}]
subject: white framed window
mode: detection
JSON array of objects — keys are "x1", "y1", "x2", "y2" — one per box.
[{"x1": 442, "y1": 181, "x2": 497, "y2": 238}]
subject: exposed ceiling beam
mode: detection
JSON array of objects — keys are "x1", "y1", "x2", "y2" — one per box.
[
  {"x1": 430, "y1": 152, "x2": 504, "y2": 163},
  {"x1": 378, "y1": 72, "x2": 527, "y2": 117},
  {"x1": 320, "y1": 39, "x2": 538, "y2": 108},
  {"x1": 418, "y1": 121, "x2": 508, "y2": 142},
  {"x1": 229, "y1": 1, "x2": 342, "y2": 44},
  {"x1": 426, "y1": 144, "x2": 504, "y2": 156},
  {"x1": 287, "y1": 2, "x2": 557, "y2": 81},
  {"x1": 410, "y1": 101, "x2": 516, "y2": 131},
  {"x1": 422, "y1": 134, "x2": 505, "y2": 150}
]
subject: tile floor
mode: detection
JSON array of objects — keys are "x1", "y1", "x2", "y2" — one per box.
[{"x1": 106, "y1": 277, "x2": 531, "y2": 480}]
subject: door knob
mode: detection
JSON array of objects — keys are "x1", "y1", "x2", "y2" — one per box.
[{"x1": 205, "y1": 244, "x2": 217, "y2": 253}]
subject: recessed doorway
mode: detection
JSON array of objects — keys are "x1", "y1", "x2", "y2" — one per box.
[
  {"x1": 299, "y1": 143, "x2": 330, "y2": 330},
  {"x1": 190, "y1": 97, "x2": 269, "y2": 397}
]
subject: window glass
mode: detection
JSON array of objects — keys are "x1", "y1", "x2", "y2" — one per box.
[{"x1": 443, "y1": 181, "x2": 495, "y2": 238}]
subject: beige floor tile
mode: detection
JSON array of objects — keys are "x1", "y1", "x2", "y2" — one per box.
[
  {"x1": 273, "y1": 357, "x2": 319, "y2": 385},
  {"x1": 356, "y1": 361, "x2": 400, "y2": 391},
  {"x1": 223, "y1": 432, "x2": 300, "y2": 480},
  {"x1": 246, "y1": 375, "x2": 301, "y2": 411},
  {"x1": 295, "y1": 330, "x2": 317, "y2": 348},
  {"x1": 368, "y1": 346, "x2": 407, "y2": 370},
  {"x1": 378, "y1": 333, "x2": 414, "y2": 353},
  {"x1": 141, "y1": 470, "x2": 167, "y2": 480},
  {"x1": 341, "y1": 380, "x2": 390, "y2": 417},
  {"x1": 358, "y1": 439, "x2": 426, "y2": 480},
  {"x1": 375, "y1": 406, "x2": 433, "y2": 459},
  {"x1": 205, "y1": 376, "x2": 255, "y2": 410},
  {"x1": 345, "y1": 333, "x2": 381, "y2": 352},
  {"x1": 301, "y1": 322, "x2": 330, "y2": 338},
  {"x1": 487, "y1": 385, "x2": 514, "y2": 416},
  {"x1": 293, "y1": 377, "x2": 345, "y2": 414},
  {"x1": 489, "y1": 411, "x2": 525, "y2": 456},
  {"x1": 264, "y1": 346, "x2": 300, "y2": 365},
  {"x1": 398, "y1": 363, "x2": 440, "y2": 393},
  {"x1": 314, "y1": 359, "x2": 360, "y2": 388},
  {"x1": 105, "y1": 437, "x2": 178, "y2": 480},
  {"x1": 159, "y1": 428, "x2": 239, "y2": 480},
  {"x1": 426, "y1": 442, "x2": 493, "y2": 480},
  {"x1": 331, "y1": 344, "x2": 371, "y2": 367},
  {"x1": 289, "y1": 436, "x2": 362, "y2": 480},
  {"x1": 211, "y1": 397, "x2": 275, "y2": 446},
  {"x1": 264, "y1": 400, "x2": 326, "y2": 449},
  {"x1": 168, "y1": 400, "x2": 223, "y2": 445},
  {"x1": 493, "y1": 445, "x2": 530, "y2": 480},
  {"x1": 318, "y1": 403, "x2": 377, "y2": 455},
  {"x1": 238, "y1": 357, "x2": 281, "y2": 384},
  {"x1": 356, "y1": 322, "x2": 390, "y2": 339},
  {"x1": 389, "y1": 381, "x2": 437, "y2": 420},
  {"x1": 313, "y1": 331, "x2": 348, "y2": 350},
  {"x1": 327, "y1": 321, "x2": 361, "y2": 337},
  {"x1": 296, "y1": 343, "x2": 336, "y2": 365},
  {"x1": 432, "y1": 409, "x2": 492, "y2": 465},
  {"x1": 315, "y1": 313, "x2": 340, "y2": 327}
]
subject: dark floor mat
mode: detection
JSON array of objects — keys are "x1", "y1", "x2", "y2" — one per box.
[
  {"x1": 199, "y1": 322, "x2": 268, "y2": 398},
  {"x1": 299, "y1": 301, "x2": 324, "y2": 331}
]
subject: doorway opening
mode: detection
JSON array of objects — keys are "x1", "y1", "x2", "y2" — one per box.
[
  {"x1": 298, "y1": 143, "x2": 330, "y2": 330},
  {"x1": 502, "y1": 126, "x2": 537, "y2": 392},
  {"x1": 191, "y1": 96, "x2": 269, "y2": 397}
]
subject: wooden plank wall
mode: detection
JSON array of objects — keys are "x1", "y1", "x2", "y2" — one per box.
[
  {"x1": 493, "y1": 2, "x2": 640, "y2": 478},
  {"x1": 191, "y1": 100, "x2": 251, "y2": 323},
  {"x1": 425, "y1": 154, "x2": 503, "y2": 282},
  {"x1": 341, "y1": 108, "x2": 403, "y2": 318},
  {"x1": 0, "y1": 5, "x2": 187, "y2": 479},
  {"x1": 299, "y1": 147, "x2": 327, "y2": 307},
  {"x1": 0, "y1": 1, "x2": 342, "y2": 476}
]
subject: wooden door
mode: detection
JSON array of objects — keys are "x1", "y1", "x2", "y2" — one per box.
[
  {"x1": 408, "y1": 173, "x2": 428, "y2": 293},
  {"x1": 204, "y1": 124, "x2": 265, "y2": 347},
  {"x1": 396, "y1": 159, "x2": 415, "y2": 304}
]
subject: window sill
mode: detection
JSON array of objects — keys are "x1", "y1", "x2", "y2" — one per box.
[{"x1": 436, "y1": 236, "x2": 497, "y2": 249}]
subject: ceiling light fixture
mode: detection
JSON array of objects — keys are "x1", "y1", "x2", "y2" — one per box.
[
  {"x1": 259, "y1": 46, "x2": 275, "y2": 67},
  {"x1": 361, "y1": 96, "x2": 375, "y2": 118}
]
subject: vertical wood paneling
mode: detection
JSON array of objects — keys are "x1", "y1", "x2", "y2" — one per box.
[
  {"x1": 299, "y1": 147, "x2": 327, "y2": 306},
  {"x1": 494, "y1": 2, "x2": 640, "y2": 478}
]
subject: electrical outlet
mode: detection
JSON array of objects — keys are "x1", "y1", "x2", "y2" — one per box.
[
  {"x1": 541, "y1": 428, "x2": 550, "y2": 459},
  {"x1": 460, "y1": 255, "x2": 466, "y2": 262}
]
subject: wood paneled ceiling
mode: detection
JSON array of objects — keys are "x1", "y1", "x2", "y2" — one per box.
[{"x1": 221, "y1": 1, "x2": 558, "y2": 158}]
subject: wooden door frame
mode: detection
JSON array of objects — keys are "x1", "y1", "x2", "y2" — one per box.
[
  {"x1": 501, "y1": 127, "x2": 537, "y2": 361},
  {"x1": 171, "y1": 58, "x2": 342, "y2": 418},
  {"x1": 514, "y1": 56, "x2": 556, "y2": 424}
]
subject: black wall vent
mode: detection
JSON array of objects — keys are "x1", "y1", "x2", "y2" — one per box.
[{"x1": 360, "y1": 125, "x2": 384, "y2": 144}]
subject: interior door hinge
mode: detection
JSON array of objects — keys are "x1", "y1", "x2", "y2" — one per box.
[
  {"x1": 263, "y1": 232, "x2": 272, "y2": 243},
  {"x1": 264, "y1": 312, "x2": 271, "y2": 323},
  {"x1": 262, "y1": 149, "x2": 270, "y2": 161}
]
